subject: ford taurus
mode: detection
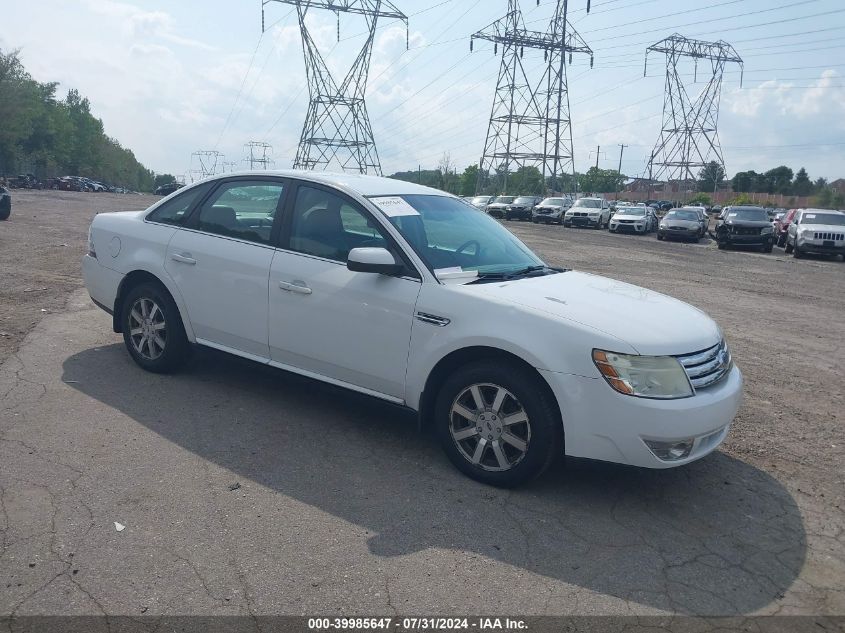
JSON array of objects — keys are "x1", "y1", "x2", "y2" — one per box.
[{"x1": 83, "y1": 171, "x2": 742, "y2": 486}]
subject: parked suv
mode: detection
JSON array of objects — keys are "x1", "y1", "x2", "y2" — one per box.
[
  {"x1": 82, "y1": 170, "x2": 742, "y2": 486},
  {"x1": 469, "y1": 195, "x2": 493, "y2": 211},
  {"x1": 784, "y1": 209, "x2": 845, "y2": 260},
  {"x1": 505, "y1": 196, "x2": 542, "y2": 221},
  {"x1": 563, "y1": 197, "x2": 610, "y2": 228},
  {"x1": 532, "y1": 197, "x2": 571, "y2": 225},
  {"x1": 486, "y1": 196, "x2": 515, "y2": 219},
  {"x1": 715, "y1": 206, "x2": 774, "y2": 252}
]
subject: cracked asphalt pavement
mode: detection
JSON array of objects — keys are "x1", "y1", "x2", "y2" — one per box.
[{"x1": 0, "y1": 191, "x2": 843, "y2": 618}]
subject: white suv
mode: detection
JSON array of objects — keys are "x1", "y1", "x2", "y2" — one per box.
[
  {"x1": 563, "y1": 197, "x2": 611, "y2": 228},
  {"x1": 83, "y1": 171, "x2": 742, "y2": 486}
]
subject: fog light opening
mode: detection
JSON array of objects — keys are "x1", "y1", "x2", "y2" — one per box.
[{"x1": 644, "y1": 438, "x2": 694, "y2": 462}]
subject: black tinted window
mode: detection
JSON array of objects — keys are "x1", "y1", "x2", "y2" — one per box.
[
  {"x1": 196, "y1": 180, "x2": 285, "y2": 245},
  {"x1": 287, "y1": 186, "x2": 387, "y2": 262},
  {"x1": 146, "y1": 184, "x2": 209, "y2": 226}
]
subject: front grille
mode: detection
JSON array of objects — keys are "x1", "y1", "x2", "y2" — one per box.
[
  {"x1": 814, "y1": 232, "x2": 844, "y2": 241},
  {"x1": 732, "y1": 227, "x2": 760, "y2": 235},
  {"x1": 669, "y1": 226, "x2": 687, "y2": 230},
  {"x1": 675, "y1": 340, "x2": 732, "y2": 391},
  {"x1": 619, "y1": 219, "x2": 635, "y2": 224},
  {"x1": 575, "y1": 212, "x2": 588, "y2": 217}
]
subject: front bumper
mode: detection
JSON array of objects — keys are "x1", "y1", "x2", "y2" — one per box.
[
  {"x1": 797, "y1": 237, "x2": 845, "y2": 255},
  {"x1": 611, "y1": 222, "x2": 645, "y2": 233},
  {"x1": 534, "y1": 212, "x2": 563, "y2": 222},
  {"x1": 566, "y1": 216, "x2": 601, "y2": 227},
  {"x1": 659, "y1": 228, "x2": 695, "y2": 238},
  {"x1": 539, "y1": 365, "x2": 743, "y2": 468},
  {"x1": 720, "y1": 232, "x2": 773, "y2": 246}
]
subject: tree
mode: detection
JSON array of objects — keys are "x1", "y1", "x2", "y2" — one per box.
[
  {"x1": 814, "y1": 177, "x2": 828, "y2": 192},
  {"x1": 763, "y1": 166, "x2": 793, "y2": 195},
  {"x1": 579, "y1": 167, "x2": 625, "y2": 194},
  {"x1": 154, "y1": 174, "x2": 177, "y2": 189},
  {"x1": 727, "y1": 193, "x2": 755, "y2": 206},
  {"x1": 697, "y1": 161, "x2": 725, "y2": 193},
  {"x1": 815, "y1": 187, "x2": 833, "y2": 208},
  {"x1": 0, "y1": 48, "x2": 155, "y2": 190},
  {"x1": 459, "y1": 164, "x2": 479, "y2": 197},
  {"x1": 688, "y1": 193, "x2": 712, "y2": 206},
  {"x1": 731, "y1": 170, "x2": 758, "y2": 193},
  {"x1": 792, "y1": 168, "x2": 812, "y2": 196}
]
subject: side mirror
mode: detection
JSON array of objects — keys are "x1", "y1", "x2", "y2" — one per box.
[{"x1": 347, "y1": 247, "x2": 403, "y2": 276}]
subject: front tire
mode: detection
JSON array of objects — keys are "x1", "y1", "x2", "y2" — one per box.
[
  {"x1": 435, "y1": 361, "x2": 562, "y2": 487},
  {"x1": 793, "y1": 243, "x2": 803, "y2": 259},
  {"x1": 121, "y1": 282, "x2": 190, "y2": 373}
]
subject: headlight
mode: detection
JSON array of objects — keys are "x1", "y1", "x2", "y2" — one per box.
[
  {"x1": 761, "y1": 226, "x2": 773, "y2": 235},
  {"x1": 592, "y1": 350, "x2": 693, "y2": 399},
  {"x1": 660, "y1": 223, "x2": 667, "y2": 229}
]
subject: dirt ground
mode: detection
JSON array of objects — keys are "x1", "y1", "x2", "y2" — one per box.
[
  {"x1": 0, "y1": 190, "x2": 843, "y2": 619},
  {"x1": 0, "y1": 190, "x2": 160, "y2": 363}
]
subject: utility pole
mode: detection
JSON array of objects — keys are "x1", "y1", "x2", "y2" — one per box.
[
  {"x1": 644, "y1": 34, "x2": 743, "y2": 192},
  {"x1": 472, "y1": 0, "x2": 593, "y2": 196},
  {"x1": 615, "y1": 144, "x2": 627, "y2": 200},
  {"x1": 647, "y1": 151, "x2": 654, "y2": 201},
  {"x1": 263, "y1": 0, "x2": 408, "y2": 175},
  {"x1": 595, "y1": 145, "x2": 601, "y2": 170},
  {"x1": 243, "y1": 141, "x2": 274, "y2": 171}
]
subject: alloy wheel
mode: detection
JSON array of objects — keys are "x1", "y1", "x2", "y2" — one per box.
[
  {"x1": 449, "y1": 383, "x2": 531, "y2": 472},
  {"x1": 128, "y1": 297, "x2": 167, "y2": 361}
]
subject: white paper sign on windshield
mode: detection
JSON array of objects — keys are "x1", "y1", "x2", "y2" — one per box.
[{"x1": 371, "y1": 196, "x2": 419, "y2": 217}]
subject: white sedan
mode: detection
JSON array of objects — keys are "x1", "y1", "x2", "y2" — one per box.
[{"x1": 83, "y1": 171, "x2": 742, "y2": 486}]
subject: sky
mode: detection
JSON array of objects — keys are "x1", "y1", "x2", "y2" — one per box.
[{"x1": 3, "y1": 0, "x2": 845, "y2": 182}]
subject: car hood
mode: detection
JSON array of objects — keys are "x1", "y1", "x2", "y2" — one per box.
[
  {"x1": 487, "y1": 203, "x2": 510, "y2": 208},
  {"x1": 463, "y1": 271, "x2": 720, "y2": 356},
  {"x1": 722, "y1": 220, "x2": 770, "y2": 227},
  {"x1": 613, "y1": 213, "x2": 647, "y2": 221},
  {"x1": 797, "y1": 223, "x2": 845, "y2": 232},
  {"x1": 662, "y1": 218, "x2": 699, "y2": 227}
]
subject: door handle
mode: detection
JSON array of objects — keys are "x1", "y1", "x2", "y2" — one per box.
[
  {"x1": 279, "y1": 280, "x2": 312, "y2": 295},
  {"x1": 171, "y1": 253, "x2": 197, "y2": 265}
]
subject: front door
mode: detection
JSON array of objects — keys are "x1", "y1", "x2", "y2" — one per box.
[
  {"x1": 165, "y1": 178, "x2": 287, "y2": 360},
  {"x1": 268, "y1": 183, "x2": 421, "y2": 400}
]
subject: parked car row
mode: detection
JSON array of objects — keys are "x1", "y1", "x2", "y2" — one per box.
[{"x1": 1, "y1": 174, "x2": 137, "y2": 193}]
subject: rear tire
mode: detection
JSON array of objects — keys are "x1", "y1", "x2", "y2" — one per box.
[
  {"x1": 121, "y1": 282, "x2": 190, "y2": 374},
  {"x1": 435, "y1": 361, "x2": 562, "y2": 487}
]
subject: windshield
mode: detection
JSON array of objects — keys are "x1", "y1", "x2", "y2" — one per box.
[
  {"x1": 471, "y1": 196, "x2": 490, "y2": 205},
  {"x1": 372, "y1": 195, "x2": 544, "y2": 275},
  {"x1": 800, "y1": 212, "x2": 845, "y2": 226},
  {"x1": 666, "y1": 210, "x2": 699, "y2": 221},
  {"x1": 726, "y1": 208, "x2": 768, "y2": 222},
  {"x1": 514, "y1": 197, "x2": 535, "y2": 204},
  {"x1": 492, "y1": 196, "x2": 515, "y2": 204},
  {"x1": 573, "y1": 198, "x2": 602, "y2": 208},
  {"x1": 539, "y1": 198, "x2": 565, "y2": 206},
  {"x1": 616, "y1": 207, "x2": 645, "y2": 216}
]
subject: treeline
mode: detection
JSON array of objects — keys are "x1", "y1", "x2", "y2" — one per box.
[
  {"x1": 0, "y1": 49, "x2": 155, "y2": 191},
  {"x1": 388, "y1": 161, "x2": 625, "y2": 197}
]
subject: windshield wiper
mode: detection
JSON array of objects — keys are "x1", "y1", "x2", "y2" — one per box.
[{"x1": 469, "y1": 265, "x2": 567, "y2": 284}]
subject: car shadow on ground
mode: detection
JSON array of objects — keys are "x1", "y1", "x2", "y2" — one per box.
[{"x1": 63, "y1": 344, "x2": 806, "y2": 614}]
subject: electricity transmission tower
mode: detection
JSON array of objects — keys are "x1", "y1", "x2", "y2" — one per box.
[
  {"x1": 472, "y1": 0, "x2": 593, "y2": 196},
  {"x1": 644, "y1": 34, "x2": 743, "y2": 185},
  {"x1": 190, "y1": 151, "x2": 224, "y2": 182},
  {"x1": 262, "y1": 0, "x2": 408, "y2": 175},
  {"x1": 243, "y1": 141, "x2": 275, "y2": 170}
]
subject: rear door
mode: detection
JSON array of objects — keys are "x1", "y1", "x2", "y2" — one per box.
[{"x1": 164, "y1": 177, "x2": 287, "y2": 360}]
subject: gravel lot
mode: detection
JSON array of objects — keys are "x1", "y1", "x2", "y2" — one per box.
[{"x1": 0, "y1": 190, "x2": 843, "y2": 619}]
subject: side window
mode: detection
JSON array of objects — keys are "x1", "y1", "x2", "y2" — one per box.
[
  {"x1": 287, "y1": 186, "x2": 387, "y2": 262},
  {"x1": 195, "y1": 180, "x2": 284, "y2": 245},
  {"x1": 146, "y1": 184, "x2": 209, "y2": 226}
]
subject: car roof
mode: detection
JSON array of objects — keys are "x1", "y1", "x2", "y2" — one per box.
[
  {"x1": 203, "y1": 169, "x2": 451, "y2": 198},
  {"x1": 799, "y1": 208, "x2": 844, "y2": 214}
]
